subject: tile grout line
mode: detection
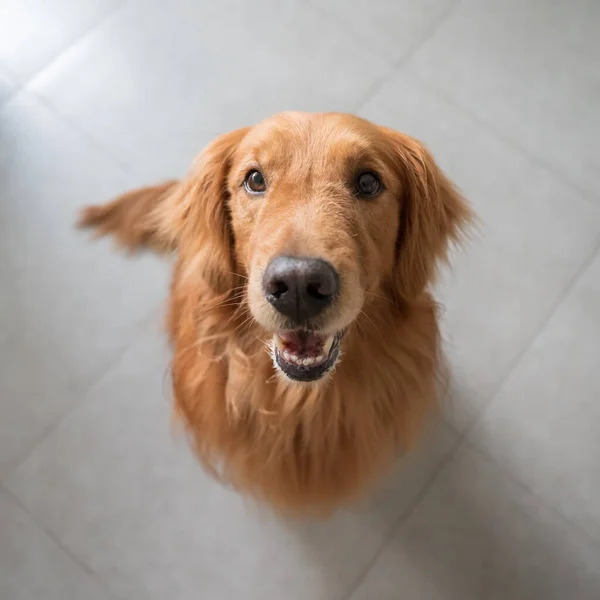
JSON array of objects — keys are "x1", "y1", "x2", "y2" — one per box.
[
  {"x1": 407, "y1": 72, "x2": 597, "y2": 207},
  {"x1": 2, "y1": 485, "x2": 125, "y2": 600},
  {"x1": 351, "y1": 0, "x2": 464, "y2": 113},
  {"x1": 27, "y1": 89, "x2": 132, "y2": 173},
  {"x1": 343, "y1": 228, "x2": 600, "y2": 600},
  {"x1": 457, "y1": 235, "x2": 600, "y2": 438},
  {"x1": 305, "y1": 1, "x2": 393, "y2": 64},
  {"x1": 22, "y1": 0, "x2": 126, "y2": 93},
  {"x1": 7, "y1": 87, "x2": 223, "y2": 183},
  {"x1": 9, "y1": 2, "x2": 134, "y2": 174},
  {"x1": 0, "y1": 305, "x2": 165, "y2": 484},
  {"x1": 341, "y1": 432, "x2": 465, "y2": 600},
  {"x1": 462, "y1": 436, "x2": 600, "y2": 555}
]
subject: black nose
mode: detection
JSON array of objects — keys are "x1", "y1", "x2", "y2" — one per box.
[{"x1": 263, "y1": 256, "x2": 339, "y2": 323}]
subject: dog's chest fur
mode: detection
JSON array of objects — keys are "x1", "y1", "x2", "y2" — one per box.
[{"x1": 169, "y1": 286, "x2": 440, "y2": 514}]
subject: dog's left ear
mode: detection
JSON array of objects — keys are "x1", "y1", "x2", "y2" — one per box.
[
  {"x1": 382, "y1": 127, "x2": 474, "y2": 302},
  {"x1": 159, "y1": 127, "x2": 251, "y2": 295}
]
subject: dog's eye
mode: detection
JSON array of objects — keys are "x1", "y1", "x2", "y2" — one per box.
[
  {"x1": 356, "y1": 171, "x2": 381, "y2": 197},
  {"x1": 244, "y1": 170, "x2": 267, "y2": 194}
]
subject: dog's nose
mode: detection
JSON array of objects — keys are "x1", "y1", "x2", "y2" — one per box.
[{"x1": 263, "y1": 256, "x2": 339, "y2": 323}]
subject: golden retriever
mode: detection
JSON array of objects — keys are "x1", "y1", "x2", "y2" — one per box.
[{"x1": 79, "y1": 112, "x2": 473, "y2": 515}]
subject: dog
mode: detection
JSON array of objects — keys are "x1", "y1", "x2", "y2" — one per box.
[{"x1": 79, "y1": 112, "x2": 473, "y2": 515}]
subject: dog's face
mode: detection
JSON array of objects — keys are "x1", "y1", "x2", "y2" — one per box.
[
  {"x1": 229, "y1": 114, "x2": 402, "y2": 382},
  {"x1": 171, "y1": 112, "x2": 470, "y2": 383}
]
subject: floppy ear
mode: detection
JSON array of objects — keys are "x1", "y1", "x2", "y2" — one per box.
[
  {"x1": 159, "y1": 127, "x2": 251, "y2": 294},
  {"x1": 382, "y1": 127, "x2": 474, "y2": 301}
]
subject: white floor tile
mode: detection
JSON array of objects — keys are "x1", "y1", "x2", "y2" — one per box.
[
  {"x1": 0, "y1": 0, "x2": 122, "y2": 81},
  {"x1": 0, "y1": 92, "x2": 169, "y2": 476},
  {"x1": 469, "y1": 251, "x2": 600, "y2": 544},
  {"x1": 0, "y1": 488, "x2": 112, "y2": 600},
  {"x1": 27, "y1": 0, "x2": 391, "y2": 176},
  {"x1": 350, "y1": 445, "x2": 600, "y2": 600},
  {"x1": 405, "y1": 0, "x2": 600, "y2": 198},
  {"x1": 309, "y1": 0, "x2": 458, "y2": 61}
]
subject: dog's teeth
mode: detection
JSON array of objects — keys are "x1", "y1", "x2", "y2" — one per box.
[{"x1": 275, "y1": 332, "x2": 338, "y2": 371}]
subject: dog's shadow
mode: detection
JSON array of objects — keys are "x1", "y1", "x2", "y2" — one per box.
[{"x1": 286, "y1": 392, "x2": 600, "y2": 599}]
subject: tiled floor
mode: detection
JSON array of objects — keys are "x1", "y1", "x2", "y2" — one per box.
[{"x1": 1, "y1": 1, "x2": 599, "y2": 598}]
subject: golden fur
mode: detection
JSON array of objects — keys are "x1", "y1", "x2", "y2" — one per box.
[{"x1": 78, "y1": 112, "x2": 473, "y2": 516}]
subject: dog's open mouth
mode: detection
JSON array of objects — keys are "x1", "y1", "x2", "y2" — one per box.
[{"x1": 272, "y1": 330, "x2": 342, "y2": 382}]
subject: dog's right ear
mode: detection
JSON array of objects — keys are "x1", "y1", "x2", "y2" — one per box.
[
  {"x1": 381, "y1": 127, "x2": 474, "y2": 302},
  {"x1": 159, "y1": 127, "x2": 251, "y2": 295}
]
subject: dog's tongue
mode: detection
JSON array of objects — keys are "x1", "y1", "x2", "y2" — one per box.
[{"x1": 279, "y1": 331, "x2": 324, "y2": 354}]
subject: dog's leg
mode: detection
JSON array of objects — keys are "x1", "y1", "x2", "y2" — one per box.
[{"x1": 77, "y1": 180, "x2": 178, "y2": 254}]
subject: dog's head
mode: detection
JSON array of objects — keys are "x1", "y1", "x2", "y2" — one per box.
[{"x1": 166, "y1": 112, "x2": 472, "y2": 383}]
